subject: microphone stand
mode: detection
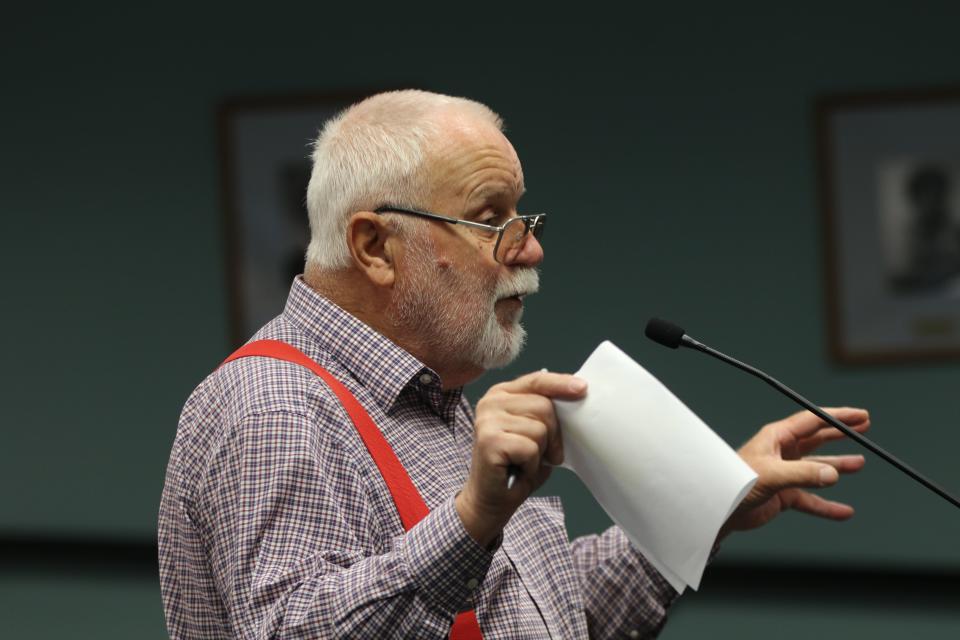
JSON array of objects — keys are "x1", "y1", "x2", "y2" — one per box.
[{"x1": 679, "y1": 333, "x2": 960, "y2": 510}]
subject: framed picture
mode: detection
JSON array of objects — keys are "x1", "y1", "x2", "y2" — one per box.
[
  {"x1": 816, "y1": 88, "x2": 960, "y2": 363},
  {"x1": 218, "y1": 92, "x2": 368, "y2": 346}
]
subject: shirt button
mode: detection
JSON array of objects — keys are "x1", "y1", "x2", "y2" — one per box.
[
  {"x1": 465, "y1": 577, "x2": 479, "y2": 590},
  {"x1": 419, "y1": 373, "x2": 433, "y2": 385},
  {"x1": 628, "y1": 631, "x2": 640, "y2": 639}
]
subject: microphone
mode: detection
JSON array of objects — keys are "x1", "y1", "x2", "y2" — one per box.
[{"x1": 645, "y1": 317, "x2": 960, "y2": 510}]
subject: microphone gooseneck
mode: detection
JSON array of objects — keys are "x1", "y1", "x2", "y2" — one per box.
[{"x1": 644, "y1": 318, "x2": 960, "y2": 511}]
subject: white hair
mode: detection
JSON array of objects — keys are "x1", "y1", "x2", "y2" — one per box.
[{"x1": 304, "y1": 89, "x2": 504, "y2": 270}]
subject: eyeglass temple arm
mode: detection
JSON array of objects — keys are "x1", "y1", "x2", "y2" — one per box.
[
  {"x1": 376, "y1": 207, "x2": 544, "y2": 233},
  {"x1": 376, "y1": 207, "x2": 501, "y2": 232}
]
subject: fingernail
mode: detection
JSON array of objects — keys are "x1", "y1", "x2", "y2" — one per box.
[
  {"x1": 820, "y1": 467, "x2": 839, "y2": 485},
  {"x1": 569, "y1": 378, "x2": 587, "y2": 393}
]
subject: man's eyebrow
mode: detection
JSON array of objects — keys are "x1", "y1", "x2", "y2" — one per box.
[{"x1": 467, "y1": 183, "x2": 526, "y2": 205}]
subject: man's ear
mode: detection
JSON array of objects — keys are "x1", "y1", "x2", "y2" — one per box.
[{"x1": 346, "y1": 211, "x2": 396, "y2": 287}]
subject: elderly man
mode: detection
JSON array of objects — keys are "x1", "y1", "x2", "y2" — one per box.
[{"x1": 158, "y1": 90, "x2": 869, "y2": 638}]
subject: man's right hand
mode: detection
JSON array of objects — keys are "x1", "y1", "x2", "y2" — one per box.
[{"x1": 455, "y1": 371, "x2": 588, "y2": 547}]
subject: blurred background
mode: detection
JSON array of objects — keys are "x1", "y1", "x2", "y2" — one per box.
[{"x1": 3, "y1": 4, "x2": 959, "y2": 638}]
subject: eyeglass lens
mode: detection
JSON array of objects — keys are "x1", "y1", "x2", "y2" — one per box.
[{"x1": 495, "y1": 217, "x2": 545, "y2": 263}]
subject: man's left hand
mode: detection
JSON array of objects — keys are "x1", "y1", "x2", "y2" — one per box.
[{"x1": 718, "y1": 407, "x2": 870, "y2": 540}]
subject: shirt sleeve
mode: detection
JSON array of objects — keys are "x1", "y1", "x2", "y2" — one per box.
[
  {"x1": 569, "y1": 525, "x2": 680, "y2": 639},
  {"x1": 186, "y1": 410, "x2": 494, "y2": 639}
]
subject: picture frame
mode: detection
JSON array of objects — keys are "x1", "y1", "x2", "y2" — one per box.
[
  {"x1": 217, "y1": 92, "x2": 369, "y2": 346},
  {"x1": 816, "y1": 88, "x2": 960, "y2": 364}
]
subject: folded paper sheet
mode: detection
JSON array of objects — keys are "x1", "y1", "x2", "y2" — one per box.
[{"x1": 554, "y1": 341, "x2": 757, "y2": 593}]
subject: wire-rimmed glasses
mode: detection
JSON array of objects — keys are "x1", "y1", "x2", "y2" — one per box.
[{"x1": 374, "y1": 205, "x2": 546, "y2": 263}]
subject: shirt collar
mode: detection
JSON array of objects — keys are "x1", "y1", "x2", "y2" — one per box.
[{"x1": 282, "y1": 277, "x2": 463, "y2": 418}]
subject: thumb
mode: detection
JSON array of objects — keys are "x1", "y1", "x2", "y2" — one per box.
[{"x1": 766, "y1": 460, "x2": 839, "y2": 491}]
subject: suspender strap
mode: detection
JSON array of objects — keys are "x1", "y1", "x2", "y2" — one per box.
[
  {"x1": 224, "y1": 339, "x2": 429, "y2": 529},
  {"x1": 222, "y1": 339, "x2": 483, "y2": 640}
]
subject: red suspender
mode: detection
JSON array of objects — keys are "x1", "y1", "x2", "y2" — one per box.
[
  {"x1": 224, "y1": 340, "x2": 430, "y2": 529},
  {"x1": 223, "y1": 340, "x2": 483, "y2": 640}
]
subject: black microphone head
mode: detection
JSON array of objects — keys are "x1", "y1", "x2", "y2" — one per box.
[{"x1": 645, "y1": 317, "x2": 686, "y2": 349}]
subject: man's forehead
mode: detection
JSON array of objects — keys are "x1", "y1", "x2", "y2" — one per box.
[
  {"x1": 468, "y1": 180, "x2": 527, "y2": 201},
  {"x1": 425, "y1": 116, "x2": 525, "y2": 202},
  {"x1": 454, "y1": 155, "x2": 526, "y2": 205}
]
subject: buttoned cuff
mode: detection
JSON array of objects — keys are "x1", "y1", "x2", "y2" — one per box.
[
  {"x1": 401, "y1": 496, "x2": 495, "y2": 618},
  {"x1": 625, "y1": 542, "x2": 681, "y2": 607}
]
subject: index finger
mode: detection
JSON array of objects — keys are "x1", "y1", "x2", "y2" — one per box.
[
  {"x1": 781, "y1": 407, "x2": 870, "y2": 440},
  {"x1": 496, "y1": 370, "x2": 588, "y2": 400},
  {"x1": 797, "y1": 419, "x2": 871, "y2": 456}
]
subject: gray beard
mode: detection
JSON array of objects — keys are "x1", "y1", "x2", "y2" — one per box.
[{"x1": 389, "y1": 234, "x2": 538, "y2": 373}]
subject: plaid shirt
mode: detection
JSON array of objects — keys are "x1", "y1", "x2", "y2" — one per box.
[{"x1": 159, "y1": 277, "x2": 678, "y2": 639}]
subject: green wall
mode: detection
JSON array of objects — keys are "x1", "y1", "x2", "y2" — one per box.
[{"x1": 2, "y1": 4, "x2": 959, "y2": 637}]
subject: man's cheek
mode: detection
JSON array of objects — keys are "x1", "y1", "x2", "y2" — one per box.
[{"x1": 433, "y1": 254, "x2": 453, "y2": 270}]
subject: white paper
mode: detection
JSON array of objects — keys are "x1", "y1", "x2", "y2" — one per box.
[{"x1": 554, "y1": 341, "x2": 757, "y2": 593}]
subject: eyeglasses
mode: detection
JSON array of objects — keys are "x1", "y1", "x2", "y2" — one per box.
[{"x1": 374, "y1": 206, "x2": 546, "y2": 264}]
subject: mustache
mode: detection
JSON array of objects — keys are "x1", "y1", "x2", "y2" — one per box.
[{"x1": 495, "y1": 268, "x2": 540, "y2": 299}]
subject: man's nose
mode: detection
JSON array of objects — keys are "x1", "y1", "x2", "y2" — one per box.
[{"x1": 506, "y1": 232, "x2": 544, "y2": 267}]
